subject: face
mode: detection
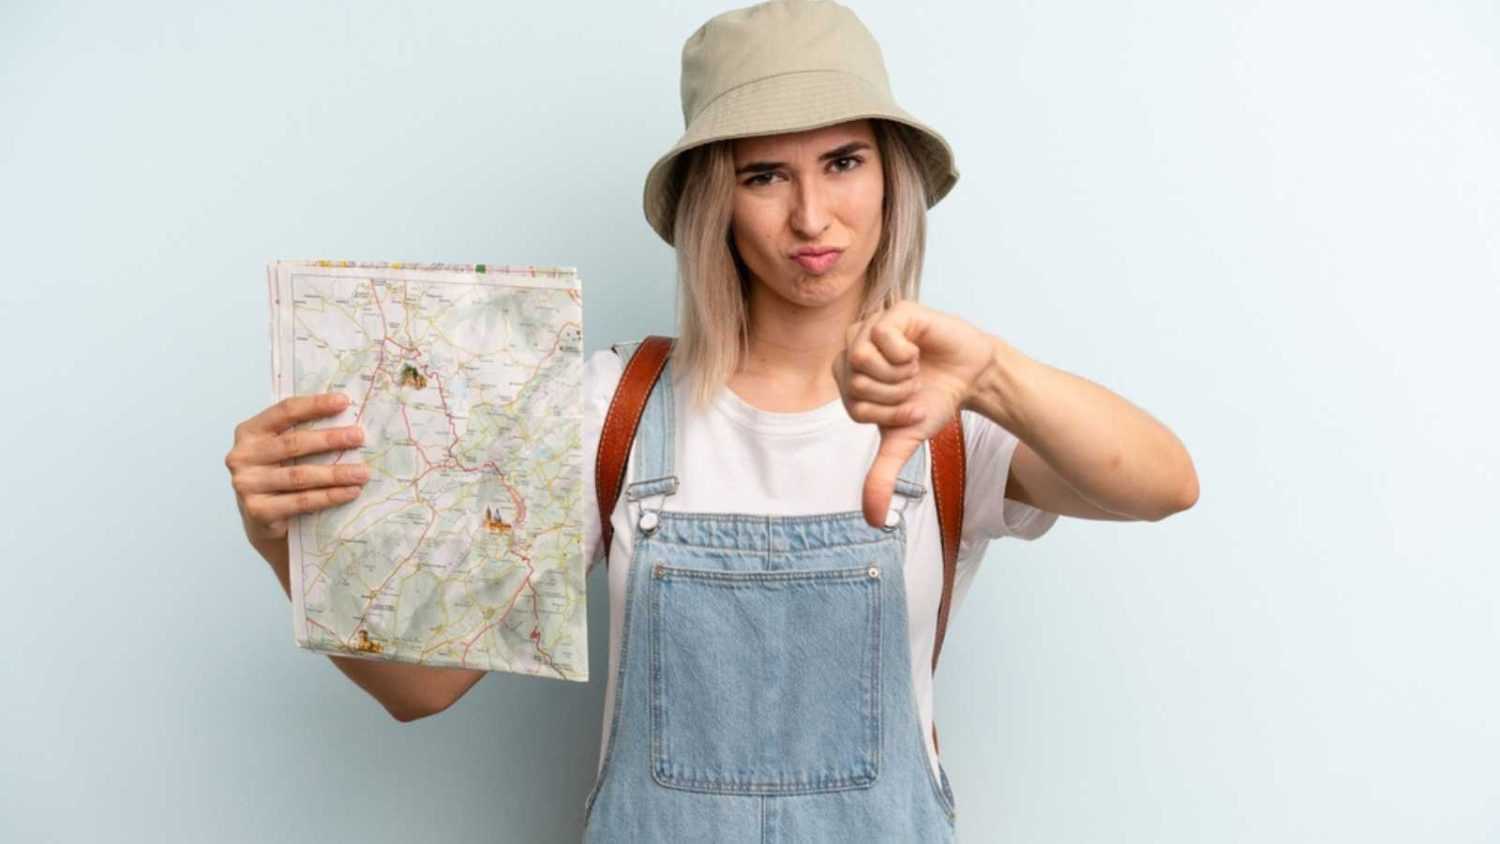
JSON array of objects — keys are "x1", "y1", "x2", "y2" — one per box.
[{"x1": 729, "y1": 119, "x2": 884, "y2": 313}]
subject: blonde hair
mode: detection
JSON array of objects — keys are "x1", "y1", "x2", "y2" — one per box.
[{"x1": 665, "y1": 118, "x2": 931, "y2": 411}]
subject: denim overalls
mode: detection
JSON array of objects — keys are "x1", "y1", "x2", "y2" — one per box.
[{"x1": 582, "y1": 348, "x2": 958, "y2": 842}]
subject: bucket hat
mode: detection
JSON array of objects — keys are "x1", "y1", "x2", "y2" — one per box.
[{"x1": 642, "y1": 0, "x2": 960, "y2": 246}]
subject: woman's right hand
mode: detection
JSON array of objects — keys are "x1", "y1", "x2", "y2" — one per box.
[
  {"x1": 227, "y1": 394, "x2": 482, "y2": 721},
  {"x1": 226, "y1": 392, "x2": 371, "y2": 552}
]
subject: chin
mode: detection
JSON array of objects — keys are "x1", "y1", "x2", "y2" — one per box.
[{"x1": 783, "y1": 278, "x2": 854, "y2": 307}]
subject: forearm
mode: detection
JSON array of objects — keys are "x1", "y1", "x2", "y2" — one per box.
[
  {"x1": 326, "y1": 654, "x2": 482, "y2": 723},
  {"x1": 254, "y1": 532, "x2": 482, "y2": 721},
  {"x1": 962, "y1": 334, "x2": 1197, "y2": 521}
]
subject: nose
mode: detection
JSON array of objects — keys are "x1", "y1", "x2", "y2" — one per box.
[{"x1": 790, "y1": 175, "x2": 831, "y2": 239}]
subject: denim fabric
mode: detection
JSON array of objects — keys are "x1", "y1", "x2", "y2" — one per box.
[{"x1": 583, "y1": 347, "x2": 958, "y2": 842}]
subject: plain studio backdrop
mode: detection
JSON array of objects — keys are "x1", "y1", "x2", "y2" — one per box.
[{"x1": 2, "y1": 1, "x2": 1495, "y2": 842}]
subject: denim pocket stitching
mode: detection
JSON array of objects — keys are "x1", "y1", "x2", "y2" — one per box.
[{"x1": 648, "y1": 562, "x2": 882, "y2": 795}]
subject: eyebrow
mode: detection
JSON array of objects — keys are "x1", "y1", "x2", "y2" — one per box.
[{"x1": 734, "y1": 141, "x2": 872, "y2": 176}]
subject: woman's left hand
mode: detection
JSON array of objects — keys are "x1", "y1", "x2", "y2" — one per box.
[{"x1": 833, "y1": 301, "x2": 997, "y2": 528}]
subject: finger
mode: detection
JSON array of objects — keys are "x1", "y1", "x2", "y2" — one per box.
[
  {"x1": 846, "y1": 335, "x2": 919, "y2": 382},
  {"x1": 238, "y1": 424, "x2": 365, "y2": 468},
  {"x1": 238, "y1": 392, "x2": 351, "y2": 440},
  {"x1": 846, "y1": 372, "x2": 920, "y2": 405},
  {"x1": 845, "y1": 399, "x2": 926, "y2": 428},
  {"x1": 863, "y1": 432, "x2": 921, "y2": 528},
  {"x1": 845, "y1": 314, "x2": 920, "y2": 383},
  {"x1": 233, "y1": 461, "x2": 372, "y2": 496},
  {"x1": 243, "y1": 485, "x2": 363, "y2": 525},
  {"x1": 869, "y1": 320, "x2": 920, "y2": 365}
]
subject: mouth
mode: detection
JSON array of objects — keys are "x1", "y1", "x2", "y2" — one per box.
[{"x1": 790, "y1": 247, "x2": 844, "y2": 274}]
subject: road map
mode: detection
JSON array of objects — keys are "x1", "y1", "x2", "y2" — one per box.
[{"x1": 267, "y1": 259, "x2": 587, "y2": 681}]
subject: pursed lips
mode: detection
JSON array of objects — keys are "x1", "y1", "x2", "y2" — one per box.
[{"x1": 790, "y1": 248, "x2": 844, "y2": 274}]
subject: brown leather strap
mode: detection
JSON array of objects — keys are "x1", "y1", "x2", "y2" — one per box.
[
  {"x1": 928, "y1": 412, "x2": 967, "y2": 757},
  {"x1": 594, "y1": 336, "x2": 674, "y2": 568}
]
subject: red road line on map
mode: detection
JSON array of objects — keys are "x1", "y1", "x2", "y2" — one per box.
[{"x1": 459, "y1": 548, "x2": 564, "y2": 677}]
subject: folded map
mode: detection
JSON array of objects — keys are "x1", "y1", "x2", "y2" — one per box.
[{"x1": 267, "y1": 259, "x2": 587, "y2": 681}]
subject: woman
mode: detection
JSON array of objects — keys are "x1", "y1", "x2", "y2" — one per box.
[{"x1": 226, "y1": 1, "x2": 1198, "y2": 840}]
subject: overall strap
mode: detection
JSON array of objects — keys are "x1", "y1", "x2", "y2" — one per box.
[{"x1": 624, "y1": 350, "x2": 680, "y2": 505}]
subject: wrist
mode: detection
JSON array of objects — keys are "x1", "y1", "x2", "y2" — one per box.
[
  {"x1": 961, "y1": 334, "x2": 1033, "y2": 434},
  {"x1": 246, "y1": 523, "x2": 293, "y2": 600}
]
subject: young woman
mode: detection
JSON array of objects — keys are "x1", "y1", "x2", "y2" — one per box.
[{"x1": 226, "y1": 1, "x2": 1197, "y2": 840}]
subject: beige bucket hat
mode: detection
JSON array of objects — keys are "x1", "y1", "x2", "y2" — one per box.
[{"x1": 642, "y1": 0, "x2": 960, "y2": 246}]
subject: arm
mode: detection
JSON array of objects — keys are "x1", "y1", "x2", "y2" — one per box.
[
  {"x1": 963, "y1": 334, "x2": 1199, "y2": 522},
  {"x1": 256, "y1": 533, "x2": 486, "y2": 722}
]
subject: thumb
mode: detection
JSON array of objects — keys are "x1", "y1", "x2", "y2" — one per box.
[{"x1": 863, "y1": 429, "x2": 921, "y2": 528}]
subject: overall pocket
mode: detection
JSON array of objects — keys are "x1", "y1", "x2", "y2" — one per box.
[{"x1": 648, "y1": 560, "x2": 882, "y2": 795}]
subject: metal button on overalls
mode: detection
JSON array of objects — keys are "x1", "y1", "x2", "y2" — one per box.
[{"x1": 582, "y1": 353, "x2": 958, "y2": 842}]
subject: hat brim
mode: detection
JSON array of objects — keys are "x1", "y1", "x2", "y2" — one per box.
[{"x1": 642, "y1": 69, "x2": 959, "y2": 246}]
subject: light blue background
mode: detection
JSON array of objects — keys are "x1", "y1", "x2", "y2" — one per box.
[{"x1": 3, "y1": 1, "x2": 1496, "y2": 841}]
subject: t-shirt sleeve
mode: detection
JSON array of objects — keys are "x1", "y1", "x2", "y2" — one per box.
[
  {"x1": 581, "y1": 347, "x2": 625, "y2": 577},
  {"x1": 955, "y1": 408, "x2": 1061, "y2": 562}
]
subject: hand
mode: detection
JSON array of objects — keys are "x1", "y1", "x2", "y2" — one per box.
[
  {"x1": 832, "y1": 301, "x2": 996, "y2": 528},
  {"x1": 225, "y1": 393, "x2": 372, "y2": 553}
]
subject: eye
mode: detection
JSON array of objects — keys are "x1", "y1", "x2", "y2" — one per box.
[
  {"x1": 741, "y1": 156, "x2": 865, "y2": 188},
  {"x1": 831, "y1": 155, "x2": 864, "y2": 172}
]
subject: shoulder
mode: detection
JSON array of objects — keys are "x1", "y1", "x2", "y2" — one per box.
[
  {"x1": 581, "y1": 348, "x2": 626, "y2": 449},
  {"x1": 580, "y1": 348, "x2": 627, "y2": 571},
  {"x1": 585, "y1": 336, "x2": 681, "y2": 411},
  {"x1": 955, "y1": 408, "x2": 1060, "y2": 543},
  {"x1": 584, "y1": 346, "x2": 626, "y2": 401},
  {"x1": 958, "y1": 408, "x2": 1019, "y2": 461}
]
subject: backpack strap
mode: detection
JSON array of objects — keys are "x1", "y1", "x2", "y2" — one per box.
[
  {"x1": 595, "y1": 336, "x2": 675, "y2": 568},
  {"x1": 927, "y1": 410, "x2": 967, "y2": 757},
  {"x1": 592, "y1": 333, "x2": 967, "y2": 757}
]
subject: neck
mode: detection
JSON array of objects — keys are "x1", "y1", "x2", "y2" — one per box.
[{"x1": 729, "y1": 276, "x2": 865, "y2": 412}]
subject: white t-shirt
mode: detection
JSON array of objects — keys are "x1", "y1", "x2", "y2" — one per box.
[{"x1": 580, "y1": 345, "x2": 1060, "y2": 784}]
